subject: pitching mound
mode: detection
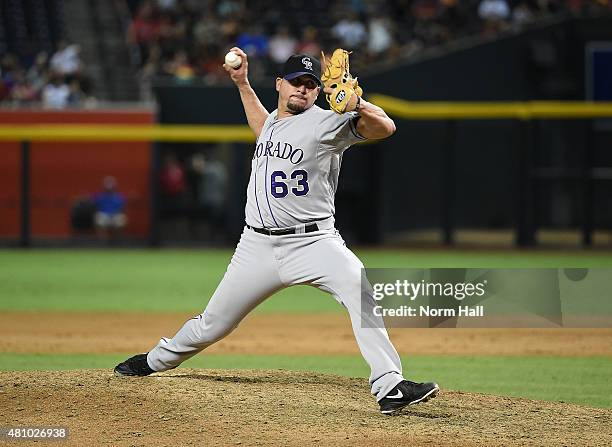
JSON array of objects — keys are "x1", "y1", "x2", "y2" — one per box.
[{"x1": 1, "y1": 369, "x2": 610, "y2": 447}]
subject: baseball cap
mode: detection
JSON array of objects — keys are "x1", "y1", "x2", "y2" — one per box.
[{"x1": 281, "y1": 54, "x2": 322, "y2": 86}]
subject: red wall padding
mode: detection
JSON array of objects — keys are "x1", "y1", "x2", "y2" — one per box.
[{"x1": 0, "y1": 110, "x2": 154, "y2": 238}]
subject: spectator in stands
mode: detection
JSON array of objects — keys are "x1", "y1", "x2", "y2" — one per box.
[
  {"x1": 0, "y1": 54, "x2": 19, "y2": 100},
  {"x1": 296, "y1": 26, "x2": 321, "y2": 57},
  {"x1": 367, "y1": 13, "x2": 394, "y2": 58},
  {"x1": 410, "y1": 0, "x2": 451, "y2": 47},
  {"x1": 159, "y1": 152, "x2": 190, "y2": 226},
  {"x1": 216, "y1": 0, "x2": 243, "y2": 18},
  {"x1": 438, "y1": 0, "x2": 470, "y2": 39},
  {"x1": 127, "y1": 0, "x2": 161, "y2": 64},
  {"x1": 512, "y1": 1, "x2": 536, "y2": 29},
  {"x1": 193, "y1": 14, "x2": 220, "y2": 48},
  {"x1": 0, "y1": 36, "x2": 91, "y2": 106},
  {"x1": 160, "y1": 152, "x2": 187, "y2": 201},
  {"x1": 157, "y1": 0, "x2": 177, "y2": 12},
  {"x1": 236, "y1": 24, "x2": 269, "y2": 59},
  {"x1": 191, "y1": 151, "x2": 227, "y2": 213},
  {"x1": 139, "y1": 43, "x2": 162, "y2": 100},
  {"x1": 478, "y1": 0, "x2": 511, "y2": 36},
  {"x1": 234, "y1": 24, "x2": 268, "y2": 82},
  {"x1": 41, "y1": 73, "x2": 70, "y2": 109},
  {"x1": 268, "y1": 26, "x2": 298, "y2": 66},
  {"x1": 93, "y1": 176, "x2": 127, "y2": 240},
  {"x1": 190, "y1": 150, "x2": 228, "y2": 240},
  {"x1": 157, "y1": 12, "x2": 185, "y2": 59},
  {"x1": 199, "y1": 50, "x2": 229, "y2": 85},
  {"x1": 26, "y1": 52, "x2": 50, "y2": 95},
  {"x1": 332, "y1": 11, "x2": 367, "y2": 49},
  {"x1": 10, "y1": 71, "x2": 37, "y2": 104},
  {"x1": 50, "y1": 40, "x2": 82, "y2": 80},
  {"x1": 164, "y1": 50, "x2": 195, "y2": 80},
  {"x1": 67, "y1": 79, "x2": 86, "y2": 106}
]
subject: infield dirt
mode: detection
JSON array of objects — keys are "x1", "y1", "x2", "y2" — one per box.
[
  {"x1": 1, "y1": 311, "x2": 611, "y2": 356},
  {"x1": 1, "y1": 369, "x2": 611, "y2": 447},
  {"x1": 1, "y1": 312, "x2": 611, "y2": 446}
]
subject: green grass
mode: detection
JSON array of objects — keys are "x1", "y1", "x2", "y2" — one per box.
[
  {"x1": 1, "y1": 249, "x2": 610, "y2": 409},
  {"x1": 0, "y1": 353, "x2": 609, "y2": 408},
  {"x1": 1, "y1": 249, "x2": 611, "y2": 313}
]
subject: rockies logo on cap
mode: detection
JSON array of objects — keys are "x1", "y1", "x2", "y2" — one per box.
[
  {"x1": 302, "y1": 57, "x2": 313, "y2": 71},
  {"x1": 281, "y1": 54, "x2": 321, "y2": 86}
]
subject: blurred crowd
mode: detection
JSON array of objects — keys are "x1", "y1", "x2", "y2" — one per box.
[
  {"x1": 125, "y1": 0, "x2": 612, "y2": 87},
  {"x1": 0, "y1": 39, "x2": 94, "y2": 108},
  {"x1": 2, "y1": 0, "x2": 611, "y2": 105},
  {"x1": 158, "y1": 147, "x2": 230, "y2": 241}
]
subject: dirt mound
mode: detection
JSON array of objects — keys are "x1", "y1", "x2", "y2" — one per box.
[{"x1": 1, "y1": 369, "x2": 610, "y2": 447}]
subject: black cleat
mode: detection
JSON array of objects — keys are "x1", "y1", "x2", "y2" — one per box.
[
  {"x1": 114, "y1": 353, "x2": 155, "y2": 377},
  {"x1": 379, "y1": 380, "x2": 439, "y2": 415}
]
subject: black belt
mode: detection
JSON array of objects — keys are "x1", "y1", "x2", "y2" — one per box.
[{"x1": 247, "y1": 222, "x2": 319, "y2": 236}]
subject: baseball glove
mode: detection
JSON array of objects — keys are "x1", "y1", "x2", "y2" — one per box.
[{"x1": 321, "y1": 49, "x2": 363, "y2": 114}]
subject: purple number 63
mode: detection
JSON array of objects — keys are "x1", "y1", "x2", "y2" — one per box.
[{"x1": 271, "y1": 170, "x2": 309, "y2": 198}]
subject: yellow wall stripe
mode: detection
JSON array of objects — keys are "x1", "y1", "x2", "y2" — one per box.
[
  {"x1": 368, "y1": 95, "x2": 612, "y2": 120},
  {"x1": 0, "y1": 124, "x2": 256, "y2": 142},
  {"x1": 1, "y1": 98, "x2": 612, "y2": 142}
]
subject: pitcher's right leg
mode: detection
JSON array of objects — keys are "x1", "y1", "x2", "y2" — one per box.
[{"x1": 145, "y1": 228, "x2": 284, "y2": 372}]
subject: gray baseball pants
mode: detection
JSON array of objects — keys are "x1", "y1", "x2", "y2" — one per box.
[{"x1": 147, "y1": 219, "x2": 405, "y2": 400}]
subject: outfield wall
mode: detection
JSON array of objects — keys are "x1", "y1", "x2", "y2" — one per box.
[{"x1": 0, "y1": 109, "x2": 153, "y2": 238}]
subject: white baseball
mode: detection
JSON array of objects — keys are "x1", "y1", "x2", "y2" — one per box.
[{"x1": 224, "y1": 51, "x2": 242, "y2": 69}]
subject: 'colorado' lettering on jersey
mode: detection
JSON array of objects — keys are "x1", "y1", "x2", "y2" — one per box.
[
  {"x1": 245, "y1": 104, "x2": 365, "y2": 229},
  {"x1": 253, "y1": 141, "x2": 304, "y2": 164}
]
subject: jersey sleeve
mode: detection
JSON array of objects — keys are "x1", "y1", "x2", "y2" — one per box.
[{"x1": 318, "y1": 111, "x2": 366, "y2": 154}]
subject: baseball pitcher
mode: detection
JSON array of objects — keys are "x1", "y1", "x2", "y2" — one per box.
[{"x1": 115, "y1": 48, "x2": 439, "y2": 415}]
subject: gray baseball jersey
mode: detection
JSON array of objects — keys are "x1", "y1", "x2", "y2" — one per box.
[
  {"x1": 246, "y1": 105, "x2": 364, "y2": 228},
  {"x1": 146, "y1": 103, "x2": 406, "y2": 401}
]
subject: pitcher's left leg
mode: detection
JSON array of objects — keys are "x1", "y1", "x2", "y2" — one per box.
[{"x1": 281, "y1": 231, "x2": 404, "y2": 401}]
